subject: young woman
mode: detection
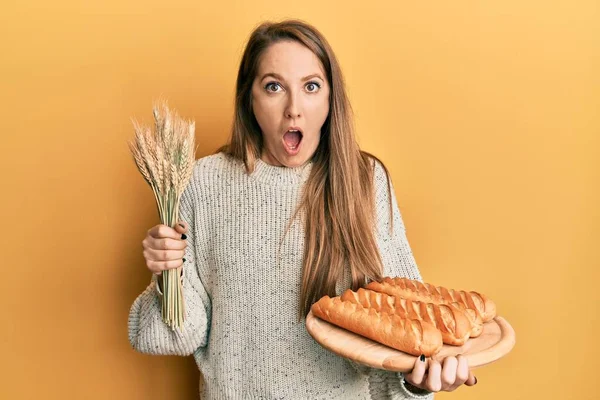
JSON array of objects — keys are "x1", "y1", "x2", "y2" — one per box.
[{"x1": 129, "y1": 19, "x2": 477, "y2": 399}]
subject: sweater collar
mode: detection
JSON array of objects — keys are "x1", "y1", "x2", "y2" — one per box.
[{"x1": 251, "y1": 157, "x2": 314, "y2": 187}]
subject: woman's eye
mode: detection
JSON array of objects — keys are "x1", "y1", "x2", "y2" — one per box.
[
  {"x1": 306, "y1": 81, "x2": 322, "y2": 93},
  {"x1": 265, "y1": 82, "x2": 282, "y2": 93}
]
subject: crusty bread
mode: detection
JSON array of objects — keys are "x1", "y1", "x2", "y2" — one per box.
[
  {"x1": 366, "y1": 277, "x2": 496, "y2": 324},
  {"x1": 341, "y1": 288, "x2": 472, "y2": 345},
  {"x1": 447, "y1": 301, "x2": 484, "y2": 338},
  {"x1": 311, "y1": 295, "x2": 443, "y2": 356}
]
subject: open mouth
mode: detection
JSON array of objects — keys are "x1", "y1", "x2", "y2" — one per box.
[{"x1": 283, "y1": 128, "x2": 303, "y2": 153}]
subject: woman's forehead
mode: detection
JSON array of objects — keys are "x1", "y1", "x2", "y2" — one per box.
[{"x1": 257, "y1": 41, "x2": 325, "y2": 82}]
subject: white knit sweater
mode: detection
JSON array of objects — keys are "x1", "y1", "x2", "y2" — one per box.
[{"x1": 128, "y1": 152, "x2": 434, "y2": 399}]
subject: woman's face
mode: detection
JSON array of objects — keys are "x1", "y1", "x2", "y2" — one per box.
[{"x1": 251, "y1": 40, "x2": 330, "y2": 168}]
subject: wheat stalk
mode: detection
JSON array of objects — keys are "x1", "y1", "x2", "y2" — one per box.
[{"x1": 128, "y1": 99, "x2": 196, "y2": 331}]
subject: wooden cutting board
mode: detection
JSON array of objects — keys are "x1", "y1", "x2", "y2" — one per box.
[{"x1": 306, "y1": 310, "x2": 516, "y2": 372}]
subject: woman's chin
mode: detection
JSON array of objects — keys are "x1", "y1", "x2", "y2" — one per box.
[
  {"x1": 262, "y1": 144, "x2": 314, "y2": 168},
  {"x1": 280, "y1": 150, "x2": 313, "y2": 168}
]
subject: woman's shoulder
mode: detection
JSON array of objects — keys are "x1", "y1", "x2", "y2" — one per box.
[
  {"x1": 362, "y1": 151, "x2": 391, "y2": 188},
  {"x1": 194, "y1": 151, "x2": 232, "y2": 168},
  {"x1": 180, "y1": 151, "x2": 243, "y2": 206},
  {"x1": 190, "y1": 151, "x2": 244, "y2": 185}
]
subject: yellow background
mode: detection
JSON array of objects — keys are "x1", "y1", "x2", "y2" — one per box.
[{"x1": 1, "y1": 1, "x2": 598, "y2": 399}]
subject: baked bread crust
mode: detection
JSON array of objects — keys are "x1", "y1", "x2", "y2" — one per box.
[
  {"x1": 366, "y1": 277, "x2": 496, "y2": 324},
  {"x1": 311, "y1": 295, "x2": 443, "y2": 356},
  {"x1": 341, "y1": 288, "x2": 472, "y2": 345}
]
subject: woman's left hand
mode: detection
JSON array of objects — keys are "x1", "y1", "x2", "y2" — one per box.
[{"x1": 403, "y1": 354, "x2": 477, "y2": 393}]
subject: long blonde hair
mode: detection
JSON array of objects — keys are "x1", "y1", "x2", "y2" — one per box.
[{"x1": 218, "y1": 19, "x2": 395, "y2": 320}]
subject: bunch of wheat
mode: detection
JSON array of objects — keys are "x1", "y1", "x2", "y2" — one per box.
[{"x1": 128, "y1": 99, "x2": 197, "y2": 330}]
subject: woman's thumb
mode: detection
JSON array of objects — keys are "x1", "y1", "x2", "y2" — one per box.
[
  {"x1": 175, "y1": 221, "x2": 188, "y2": 234},
  {"x1": 464, "y1": 371, "x2": 477, "y2": 386}
]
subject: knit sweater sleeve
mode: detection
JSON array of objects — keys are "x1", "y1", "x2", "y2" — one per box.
[
  {"x1": 357, "y1": 159, "x2": 434, "y2": 399},
  {"x1": 127, "y1": 179, "x2": 211, "y2": 356}
]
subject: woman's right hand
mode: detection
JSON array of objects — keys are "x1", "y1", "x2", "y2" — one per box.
[{"x1": 142, "y1": 221, "x2": 189, "y2": 279}]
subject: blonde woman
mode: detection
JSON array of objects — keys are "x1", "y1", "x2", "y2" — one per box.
[{"x1": 129, "y1": 19, "x2": 477, "y2": 399}]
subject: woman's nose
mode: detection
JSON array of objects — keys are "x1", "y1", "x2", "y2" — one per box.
[
  {"x1": 285, "y1": 93, "x2": 301, "y2": 118},
  {"x1": 286, "y1": 109, "x2": 300, "y2": 118}
]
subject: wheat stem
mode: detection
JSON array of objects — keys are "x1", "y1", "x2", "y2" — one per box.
[{"x1": 128, "y1": 99, "x2": 196, "y2": 330}]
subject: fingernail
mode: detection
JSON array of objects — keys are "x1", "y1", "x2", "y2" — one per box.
[
  {"x1": 474, "y1": 376, "x2": 478, "y2": 385},
  {"x1": 181, "y1": 234, "x2": 187, "y2": 240},
  {"x1": 183, "y1": 258, "x2": 186, "y2": 262},
  {"x1": 178, "y1": 223, "x2": 184, "y2": 228},
  {"x1": 419, "y1": 354, "x2": 425, "y2": 362}
]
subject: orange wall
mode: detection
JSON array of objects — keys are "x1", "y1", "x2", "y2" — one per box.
[{"x1": 1, "y1": 1, "x2": 598, "y2": 399}]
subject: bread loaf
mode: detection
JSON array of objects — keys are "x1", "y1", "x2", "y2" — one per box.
[
  {"x1": 341, "y1": 288, "x2": 472, "y2": 345},
  {"x1": 447, "y1": 301, "x2": 484, "y2": 338},
  {"x1": 366, "y1": 277, "x2": 496, "y2": 324},
  {"x1": 311, "y1": 295, "x2": 443, "y2": 356}
]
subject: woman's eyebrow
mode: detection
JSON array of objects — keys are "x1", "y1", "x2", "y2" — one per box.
[{"x1": 260, "y1": 72, "x2": 324, "y2": 82}]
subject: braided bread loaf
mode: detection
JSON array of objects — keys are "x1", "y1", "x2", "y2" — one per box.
[
  {"x1": 366, "y1": 277, "x2": 496, "y2": 324},
  {"x1": 311, "y1": 294, "x2": 443, "y2": 356},
  {"x1": 340, "y1": 288, "x2": 472, "y2": 345}
]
